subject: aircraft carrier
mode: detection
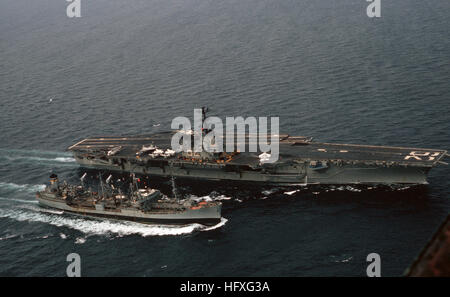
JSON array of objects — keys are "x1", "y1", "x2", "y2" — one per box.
[{"x1": 67, "y1": 131, "x2": 448, "y2": 186}]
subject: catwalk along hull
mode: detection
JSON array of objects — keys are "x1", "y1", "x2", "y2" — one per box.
[
  {"x1": 68, "y1": 132, "x2": 448, "y2": 185},
  {"x1": 36, "y1": 192, "x2": 222, "y2": 226}
]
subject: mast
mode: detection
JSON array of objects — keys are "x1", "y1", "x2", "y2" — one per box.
[
  {"x1": 98, "y1": 173, "x2": 105, "y2": 199},
  {"x1": 129, "y1": 172, "x2": 140, "y2": 199},
  {"x1": 201, "y1": 106, "x2": 212, "y2": 135},
  {"x1": 171, "y1": 175, "x2": 179, "y2": 200}
]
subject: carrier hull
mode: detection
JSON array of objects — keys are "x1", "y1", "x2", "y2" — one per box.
[
  {"x1": 68, "y1": 132, "x2": 447, "y2": 185},
  {"x1": 73, "y1": 154, "x2": 431, "y2": 185}
]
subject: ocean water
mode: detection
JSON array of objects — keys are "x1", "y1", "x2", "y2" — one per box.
[{"x1": 0, "y1": 0, "x2": 449, "y2": 276}]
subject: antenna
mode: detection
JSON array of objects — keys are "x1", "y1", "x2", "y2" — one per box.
[
  {"x1": 201, "y1": 106, "x2": 211, "y2": 135},
  {"x1": 201, "y1": 106, "x2": 209, "y2": 122}
]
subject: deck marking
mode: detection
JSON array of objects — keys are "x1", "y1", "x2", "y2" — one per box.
[
  {"x1": 428, "y1": 152, "x2": 440, "y2": 161},
  {"x1": 405, "y1": 151, "x2": 430, "y2": 161}
]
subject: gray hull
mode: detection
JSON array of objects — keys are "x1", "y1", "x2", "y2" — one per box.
[
  {"x1": 37, "y1": 194, "x2": 222, "y2": 225},
  {"x1": 74, "y1": 154, "x2": 431, "y2": 185}
]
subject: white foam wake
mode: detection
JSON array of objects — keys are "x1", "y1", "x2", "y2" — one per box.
[
  {"x1": 0, "y1": 197, "x2": 38, "y2": 204},
  {"x1": 2, "y1": 156, "x2": 76, "y2": 163},
  {"x1": 0, "y1": 234, "x2": 19, "y2": 241},
  {"x1": 0, "y1": 148, "x2": 71, "y2": 157},
  {"x1": 0, "y1": 208, "x2": 227, "y2": 237},
  {"x1": 53, "y1": 157, "x2": 76, "y2": 163},
  {"x1": 201, "y1": 217, "x2": 228, "y2": 231},
  {"x1": 0, "y1": 182, "x2": 45, "y2": 193},
  {"x1": 188, "y1": 194, "x2": 232, "y2": 202},
  {"x1": 0, "y1": 149, "x2": 76, "y2": 166}
]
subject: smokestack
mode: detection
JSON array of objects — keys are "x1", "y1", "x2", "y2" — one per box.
[{"x1": 49, "y1": 173, "x2": 59, "y2": 191}]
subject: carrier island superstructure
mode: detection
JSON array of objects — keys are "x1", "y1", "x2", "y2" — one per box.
[{"x1": 67, "y1": 130, "x2": 448, "y2": 186}]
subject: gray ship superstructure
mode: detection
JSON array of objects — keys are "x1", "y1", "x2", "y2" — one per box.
[
  {"x1": 67, "y1": 130, "x2": 448, "y2": 185},
  {"x1": 36, "y1": 174, "x2": 222, "y2": 225}
]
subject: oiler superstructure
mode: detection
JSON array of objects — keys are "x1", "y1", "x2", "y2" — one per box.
[{"x1": 36, "y1": 174, "x2": 222, "y2": 225}]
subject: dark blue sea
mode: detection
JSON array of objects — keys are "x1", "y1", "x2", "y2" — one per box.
[{"x1": 0, "y1": 0, "x2": 449, "y2": 276}]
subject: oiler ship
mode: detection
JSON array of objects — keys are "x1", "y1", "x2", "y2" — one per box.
[
  {"x1": 36, "y1": 174, "x2": 222, "y2": 225},
  {"x1": 67, "y1": 109, "x2": 448, "y2": 185}
]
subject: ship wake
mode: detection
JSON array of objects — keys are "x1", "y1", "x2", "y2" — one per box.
[
  {"x1": 0, "y1": 182, "x2": 46, "y2": 193},
  {"x1": 0, "y1": 207, "x2": 227, "y2": 237},
  {"x1": 0, "y1": 182, "x2": 46, "y2": 206},
  {"x1": 0, "y1": 149, "x2": 76, "y2": 167}
]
